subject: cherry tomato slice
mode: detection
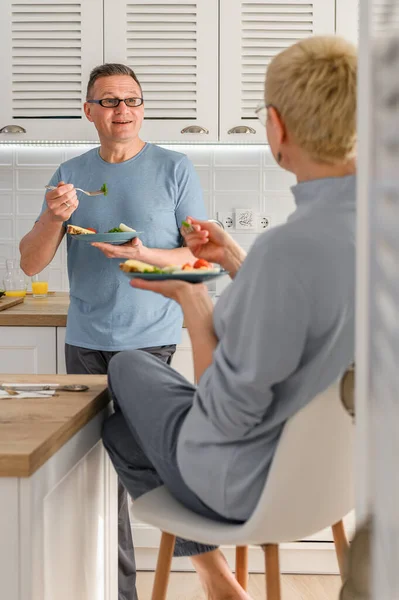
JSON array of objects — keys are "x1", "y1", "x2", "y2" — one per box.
[{"x1": 193, "y1": 258, "x2": 212, "y2": 269}]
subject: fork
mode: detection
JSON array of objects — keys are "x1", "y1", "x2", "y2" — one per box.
[
  {"x1": 181, "y1": 220, "x2": 195, "y2": 234},
  {"x1": 45, "y1": 185, "x2": 105, "y2": 197}
]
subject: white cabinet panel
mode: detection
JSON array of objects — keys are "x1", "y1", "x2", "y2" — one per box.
[
  {"x1": 104, "y1": 0, "x2": 219, "y2": 142},
  {"x1": 0, "y1": 480, "x2": 19, "y2": 599},
  {"x1": 219, "y1": 0, "x2": 336, "y2": 143},
  {"x1": 5, "y1": 410, "x2": 117, "y2": 600},
  {"x1": 0, "y1": 0, "x2": 103, "y2": 142},
  {"x1": 0, "y1": 326, "x2": 56, "y2": 374},
  {"x1": 40, "y1": 442, "x2": 106, "y2": 600}
]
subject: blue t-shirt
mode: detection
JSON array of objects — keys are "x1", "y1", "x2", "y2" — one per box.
[{"x1": 40, "y1": 144, "x2": 207, "y2": 350}]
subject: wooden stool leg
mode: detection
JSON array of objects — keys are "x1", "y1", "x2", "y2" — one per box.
[
  {"x1": 151, "y1": 532, "x2": 176, "y2": 600},
  {"x1": 235, "y1": 546, "x2": 249, "y2": 590},
  {"x1": 332, "y1": 520, "x2": 349, "y2": 581},
  {"x1": 264, "y1": 544, "x2": 281, "y2": 600}
]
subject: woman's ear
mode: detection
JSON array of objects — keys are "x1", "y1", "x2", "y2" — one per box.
[{"x1": 268, "y1": 106, "x2": 286, "y2": 146}]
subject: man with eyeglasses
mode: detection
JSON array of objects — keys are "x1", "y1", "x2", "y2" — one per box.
[{"x1": 19, "y1": 63, "x2": 207, "y2": 600}]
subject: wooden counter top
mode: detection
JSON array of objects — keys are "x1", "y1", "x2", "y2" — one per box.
[
  {"x1": 0, "y1": 292, "x2": 69, "y2": 327},
  {"x1": 0, "y1": 291, "x2": 187, "y2": 327},
  {"x1": 0, "y1": 374, "x2": 108, "y2": 477}
]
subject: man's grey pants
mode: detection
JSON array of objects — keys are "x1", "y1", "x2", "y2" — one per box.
[
  {"x1": 102, "y1": 351, "x2": 242, "y2": 561},
  {"x1": 65, "y1": 343, "x2": 176, "y2": 600}
]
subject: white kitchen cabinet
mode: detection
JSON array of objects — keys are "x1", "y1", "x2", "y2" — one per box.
[
  {"x1": 219, "y1": 0, "x2": 336, "y2": 143},
  {"x1": 0, "y1": 0, "x2": 103, "y2": 142},
  {"x1": 0, "y1": 326, "x2": 56, "y2": 374},
  {"x1": 0, "y1": 0, "x2": 343, "y2": 143},
  {"x1": 104, "y1": 0, "x2": 219, "y2": 142},
  {"x1": 336, "y1": 0, "x2": 359, "y2": 45},
  {"x1": 1, "y1": 409, "x2": 118, "y2": 600},
  {"x1": 105, "y1": 0, "x2": 338, "y2": 144}
]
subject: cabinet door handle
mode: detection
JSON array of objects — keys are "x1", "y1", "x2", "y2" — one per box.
[
  {"x1": 0, "y1": 125, "x2": 26, "y2": 134},
  {"x1": 227, "y1": 126, "x2": 256, "y2": 134},
  {"x1": 181, "y1": 125, "x2": 209, "y2": 134}
]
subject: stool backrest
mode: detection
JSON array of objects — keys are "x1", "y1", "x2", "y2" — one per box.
[{"x1": 242, "y1": 378, "x2": 354, "y2": 544}]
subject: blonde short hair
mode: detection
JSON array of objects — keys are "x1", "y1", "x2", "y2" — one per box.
[{"x1": 265, "y1": 36, "x2": 357, "y2": 164}]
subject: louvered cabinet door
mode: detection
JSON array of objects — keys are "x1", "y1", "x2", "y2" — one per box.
[
  {"x1": 104, "y1": 0, "x2": 218, "y2": 142},
  {"x1": 219, "y1": 0, "x2": 335, "y2": 143},
  {"x1": 0, "y1": 0, "x2": 103, "y2": 142}
]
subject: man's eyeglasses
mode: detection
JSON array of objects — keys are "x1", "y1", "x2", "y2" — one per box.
[
  {"x1": 87, "y1": 97, "x2": 144, "y2": 108},
  {"x1": 255, "y1": 102, "x2": 267, "y2": 127}
]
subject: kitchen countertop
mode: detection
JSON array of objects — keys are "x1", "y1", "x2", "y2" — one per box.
[
  {"x1": 0, "y1": 292, "x2": 69, "y2": 327},
  {"x1": 0, "y1": 374, "x2": 108, "y2": 477},
  {"x1": 0, "y1": 291, "x2": 190, "y2": 327}
]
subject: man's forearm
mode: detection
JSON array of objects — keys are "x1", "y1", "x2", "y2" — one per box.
[
  {"x1": 139, "y1": 246, "x2": 196, "y2": 267},
  {"x1": 178, "y1": 286, "x2": 218, "y2": 382},
  {"x1": 20, "y1": 211, "x2": 65, "y2": 276}
]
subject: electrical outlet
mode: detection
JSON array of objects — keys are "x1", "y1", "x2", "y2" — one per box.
[
  {"x1": 217, "y1": 211, "x2": 234, "y2": 229},
  {"x1": 217, "y1": 211, "x2": 271, "y2": 232},
  {"x1": 258, "y1": 215, "x2": 271, "y2": 230},
  {"x1": 235, "y1": 208, "x2": 256, "y2": 230}
]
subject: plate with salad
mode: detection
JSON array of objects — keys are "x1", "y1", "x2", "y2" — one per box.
[
  {"x1": 67, "y1": 223, "x2": 142, "y2": 245},
  {"x1": 120, "y1": 258, "x2": 228, "y2": 283}
]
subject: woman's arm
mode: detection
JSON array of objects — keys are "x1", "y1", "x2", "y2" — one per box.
[
  {"x1": 177, "y1": 284, "x2": 218, "y2": 382},
  {"x1": 89, "y1": 240, "x2": 198, "y2": 267},
  {"x1": 181, "y1": 218, "x2": 247, "y2": 279},
  {"x1": 221, "y1": 240, "x2": 247, "y2": 279}
]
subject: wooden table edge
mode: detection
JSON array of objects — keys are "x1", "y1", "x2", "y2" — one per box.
[{"x1": 0, "y1": 387, "x2": 110, "y2": 478}]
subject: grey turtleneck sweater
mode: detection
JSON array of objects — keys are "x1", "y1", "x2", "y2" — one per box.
[{"x1": 176, "y1": 175, "x2": 356, "y2": 521}]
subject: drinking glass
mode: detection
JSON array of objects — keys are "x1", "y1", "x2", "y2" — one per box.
[{"x1": 31, "y1": 269, "x2": 49, "y2": 298}]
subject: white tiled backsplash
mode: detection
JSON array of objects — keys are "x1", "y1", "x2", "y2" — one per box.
[{"x1": 0, "y1": 144, "x2": 296, "y2": 294}]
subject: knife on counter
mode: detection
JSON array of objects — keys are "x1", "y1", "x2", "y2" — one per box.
[{"x1": 0, "y1": 383, "x2": 89, "y2": 392}]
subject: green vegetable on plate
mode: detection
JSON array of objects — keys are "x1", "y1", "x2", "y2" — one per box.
[
  {"x1": 143, "y1": 267, "x2": 164, "y2": 273},
  {"x1": 107, "y1": 223, "x2": 137, "y2": 234}
]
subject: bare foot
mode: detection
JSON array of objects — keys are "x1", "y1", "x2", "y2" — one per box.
[{"x1": 191, "y1": 549, "x2": 253, "y2": 600}]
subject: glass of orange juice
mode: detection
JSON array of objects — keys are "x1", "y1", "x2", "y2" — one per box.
[{"x1": 31, "y1": 269, "x2": 49, "y2": 298}]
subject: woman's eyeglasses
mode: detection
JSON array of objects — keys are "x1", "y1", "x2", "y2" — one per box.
[
  {"x1": 87, "y1": 97, "x2": 144, "y2": 108},
  {"x1": 255, "y1": 103, "x2": 267, "y2": 127}
]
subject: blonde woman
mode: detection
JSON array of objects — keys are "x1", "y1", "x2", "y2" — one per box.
[{"x1": 103, "y1": 36, "x2": 357, "y2": 599}]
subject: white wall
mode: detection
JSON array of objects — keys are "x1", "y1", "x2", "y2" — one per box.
[{"x1": 0, "y1": 144, "x2": 296, "y2": 292}]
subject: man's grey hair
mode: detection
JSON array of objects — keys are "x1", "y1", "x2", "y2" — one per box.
[{"x1": 86, "y1": 63, "x2": 142, "y2": 99}]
